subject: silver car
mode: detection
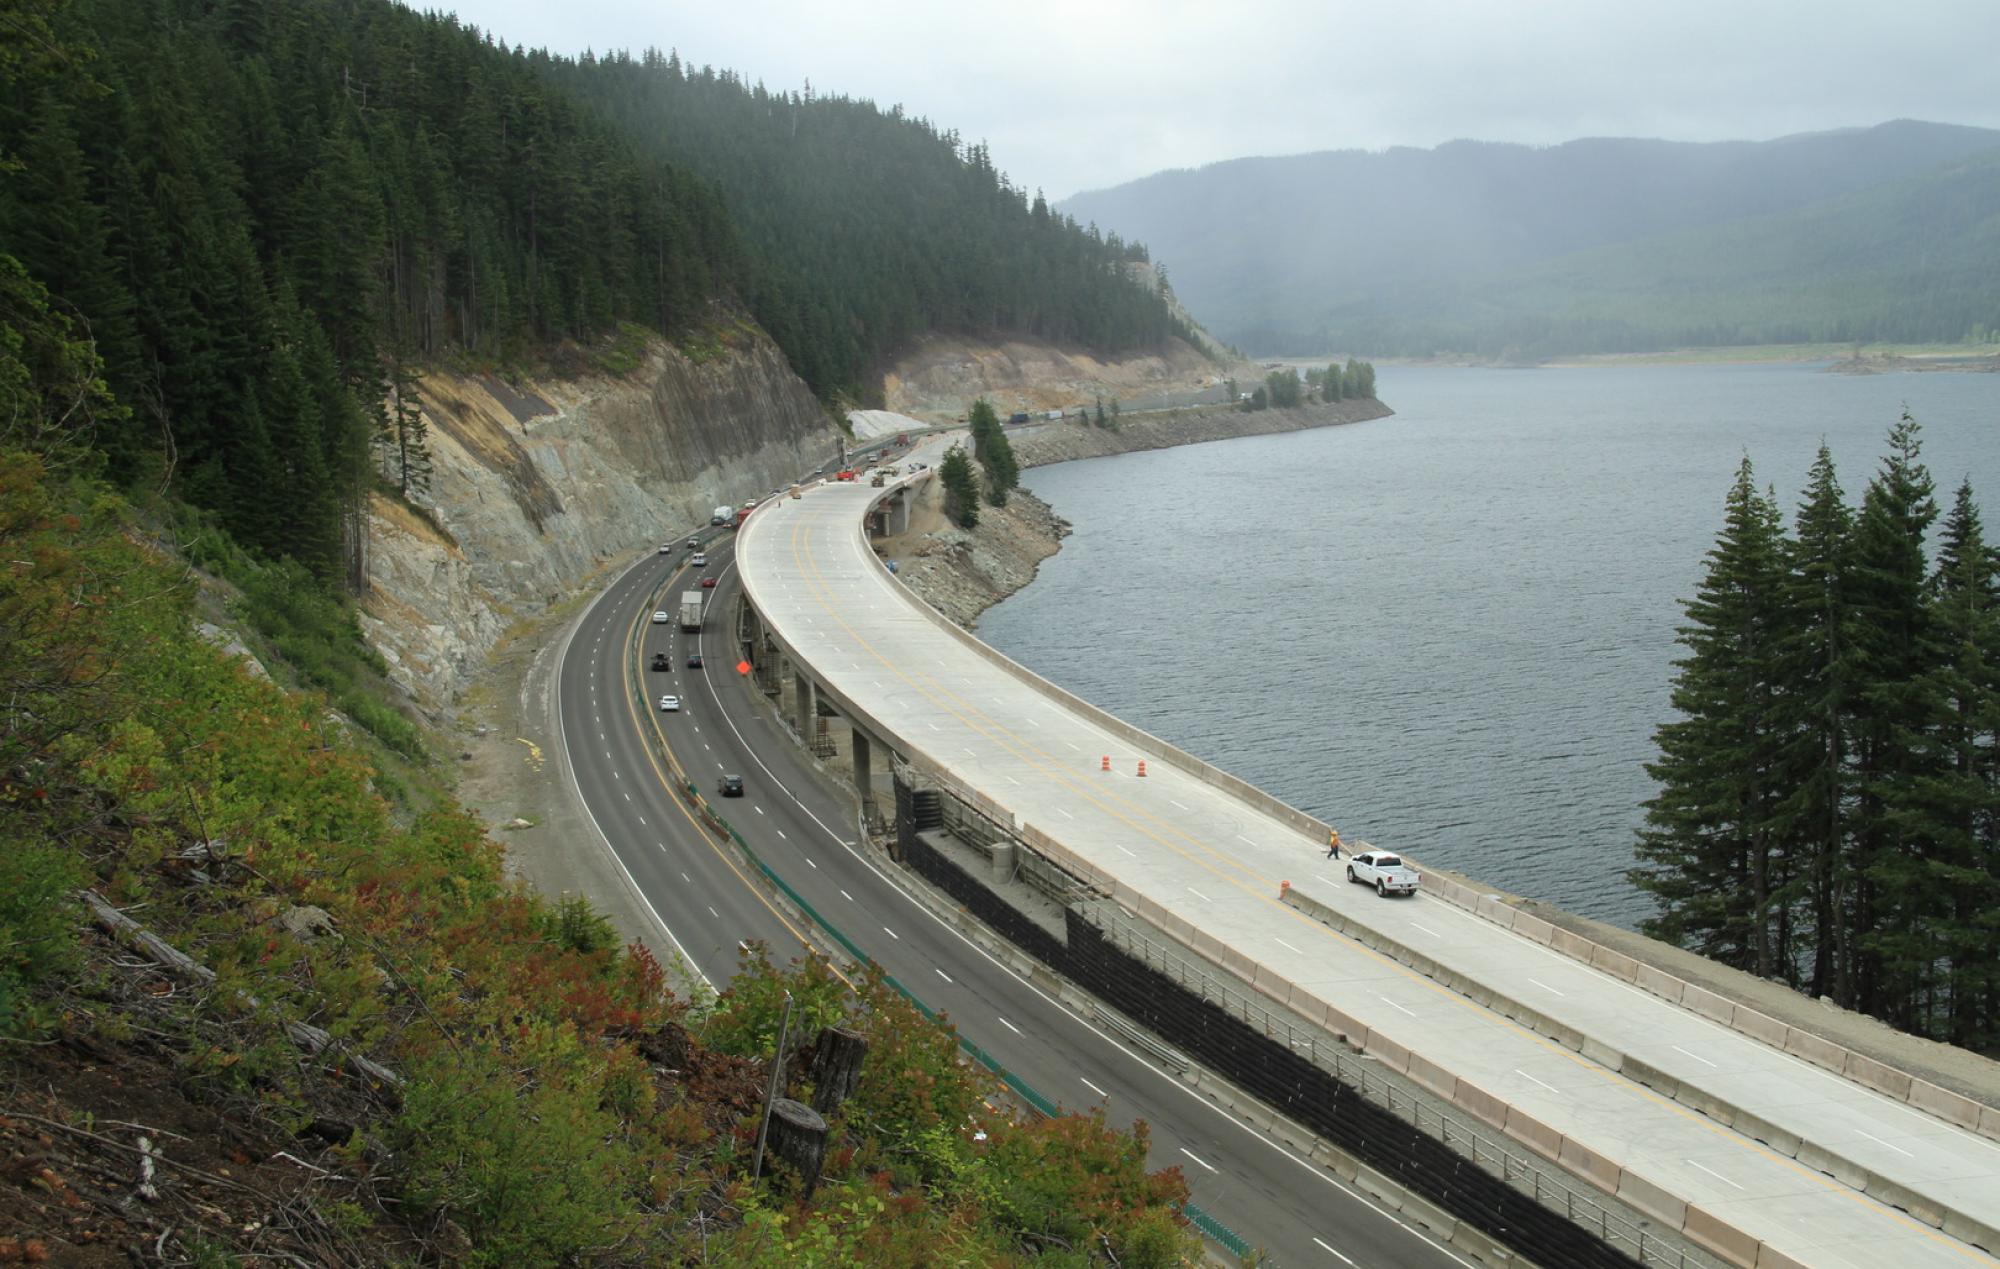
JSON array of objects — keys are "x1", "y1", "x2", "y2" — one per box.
[{"x1": 1347, "y1": 850, "x2": 1420, "y2": 897}]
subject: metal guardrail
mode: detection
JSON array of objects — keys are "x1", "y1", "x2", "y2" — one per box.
[{"x1": 1083, "y1": 903, "x2": 1731, "y2": 1269}]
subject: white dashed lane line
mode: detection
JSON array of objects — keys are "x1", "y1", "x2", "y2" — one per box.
[
  {"x1": 1081, "y1": 1077, "x2": 1108, "y2": 1099},
  {"x1": 1178, "y1": 1147, "x2": 1217, "y2": 1174},
  {"x1": 997, "y1": 1017, "x2": 1022, "y2": 1036},
  {"x1": 1313, "y1": 1237, "x2": 1355, "y2": 1264},
  {"x1": 936, "y1": 968, "x2": 952, "y2": 984}
]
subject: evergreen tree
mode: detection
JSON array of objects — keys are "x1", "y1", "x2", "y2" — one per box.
[
  {"x1": 1846, "y1": 413, "x2": 1940, "y2": 1026},
  {"x1": 1633, "y1": 458, "x2": 1790, "y2": 972},
  {"x1": 1913, "y1": 481, "x2": 2000, "y2": 1047},
  {"x1": 965, "y1": 399, "x2": 1018, "y2": 507},
  {"x1": 1768, "y1": 445, "x2": 1858, "y2": 998},
  {"x1": 939, "y1": 445, "x2": 978, "y2": 529},
  {"x1": 385, "y1": 350, "x2": 433, "y2": 500},
  {"x1": 1265, "y1": 368, "x2": 1301, "y2": 408},
  {"x1": 1322, "y1": 362, "x2": 1342, "y2": 402}
]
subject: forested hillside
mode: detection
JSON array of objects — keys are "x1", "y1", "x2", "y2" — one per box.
[
  {"x1": 1059, "y1": 121, "x2": 2000, "y2": 357},
  {"x1": 544, "y1": 49, "x2": 1197, "y2": 398},
  {"x1": 1, "y1": 0, "x2": 1187, "y2": 592},
  {"x1": 0, "y1": 8, "x2": 1205, "y2": 1260},
  {"x1": 2, "y1": 0, "x2": 740, "y2": 581},
  {"x1": 1317, "y1": 149, "x2": 2000, "y2": 358}
]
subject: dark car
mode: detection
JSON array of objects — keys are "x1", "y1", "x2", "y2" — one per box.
[
  {"x1": 649, "y1": 653, "x2": 670, "y2": 671},
  {"x1": 685, "y1": 653, "x2": 704, "y2": 669},
  {"x1": 701, "y1": 576, "x2": 718, "y2": 589},
  {"x1": 717, "y1": 774, "x2": 744, "y2": 798}
]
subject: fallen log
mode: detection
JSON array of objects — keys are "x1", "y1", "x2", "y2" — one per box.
[{"x1": 80, "y1": 890, "x2": 403, "y2": 1092}]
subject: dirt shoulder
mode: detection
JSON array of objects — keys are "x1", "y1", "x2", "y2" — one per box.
[{"x1": 446, "y1": 556, "x2": 702, "y2": 990}]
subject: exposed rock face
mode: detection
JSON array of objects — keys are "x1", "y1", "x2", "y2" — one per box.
[
  {"x1": 881, "y1": 334, "x2": 1222, "y2": 423},
  {"x1": 362, "y1": 333, "x2": 838, "y2": 712}
]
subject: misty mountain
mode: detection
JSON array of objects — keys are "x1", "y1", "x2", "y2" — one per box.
[{"x1": 1059, "y1": 120, "x2": 2000, "y2": 356}]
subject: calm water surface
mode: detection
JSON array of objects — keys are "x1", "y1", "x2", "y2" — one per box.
[{"x1": 978, "y1": 363, "x2": 2000, "y2": 926}]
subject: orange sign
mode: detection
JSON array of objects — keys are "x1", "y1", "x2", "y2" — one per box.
[{"x1": 736, "y1": 660, "x2": 752, "y2": 675}]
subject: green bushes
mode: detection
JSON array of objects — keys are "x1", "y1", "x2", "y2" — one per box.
[
  {"x1": 0, "y1": 838, "x2": 85, "y2": 1036},
  {"x1": 392, "y1": 1040, "x2": 641, "y2": 1266},
  {"x1": 170, "y1": 502, "x2": 424, "y2": 758}
]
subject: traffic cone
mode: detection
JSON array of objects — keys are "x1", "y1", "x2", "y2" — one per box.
[
  {"x1": 1137, "y1": 760, "x2": 1148, "y2": 777},
  {"x1": 1100, "y1": 755, "x2": 1110, "y2": 772},
  {"x1": 1280, "y1": 879, "x2": 1291, "y2": 898}
]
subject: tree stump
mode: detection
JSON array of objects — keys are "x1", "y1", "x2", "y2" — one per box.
[
  {"x1": 808, "y1": 1026, "x2": 868, "y2": 1117},
  {"x1": 763, "y1": 1097, "x2": 828, "y2": 1198}
]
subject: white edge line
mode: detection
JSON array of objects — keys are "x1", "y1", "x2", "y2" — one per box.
[{"x1": 550, "y1": 554, "x2": 714, "y2": 997}]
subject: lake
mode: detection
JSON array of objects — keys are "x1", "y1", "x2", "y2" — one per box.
[{"x1": 978, "y1": 362, "x2": 2000, "y2": 926}]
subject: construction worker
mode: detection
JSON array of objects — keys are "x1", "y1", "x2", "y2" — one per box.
[{"x1": 1325, "y1": 828, "x2": 1343, "y2": 859}]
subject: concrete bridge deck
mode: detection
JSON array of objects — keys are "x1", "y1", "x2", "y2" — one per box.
[{"x1": 735, "y1": 454, "x2": 2000, "y2": 1269}]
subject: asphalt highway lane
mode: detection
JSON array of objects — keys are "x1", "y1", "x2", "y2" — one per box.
[{"x1": 554, "y1": 533, "x2": 1473, "y2": 1269}]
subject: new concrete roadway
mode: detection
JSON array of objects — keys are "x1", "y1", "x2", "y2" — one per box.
[
  {"x1": 730, "y1": 451, "x2": 2000, "y2": 1269},
  {"x1": 552, "y1": 534, "x2": 1474, "y2": 1268}
]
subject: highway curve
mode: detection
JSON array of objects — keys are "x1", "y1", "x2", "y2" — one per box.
[{"x1": 552, "y1": 531, "x2": 1474, "y2": 1269}]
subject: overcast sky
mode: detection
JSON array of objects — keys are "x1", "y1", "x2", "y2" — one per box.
[{"x1": 431, "y1": 0, "x2": 2000, "y2": 202}]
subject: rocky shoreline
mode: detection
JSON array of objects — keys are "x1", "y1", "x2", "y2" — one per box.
[
  {"x1": 1009, "y1": 395, "x2": 1394, "y2": 470},
  {"x1": 889, "y1": 396, "x2": 1394, "y2": 627}
]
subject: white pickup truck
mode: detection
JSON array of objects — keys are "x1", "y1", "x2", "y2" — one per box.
[{"x1": 1346, "y1": 850, "x2": 1421, "y2": 897}]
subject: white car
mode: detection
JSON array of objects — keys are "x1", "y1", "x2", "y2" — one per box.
[
  {"x1": 1347, "y1": 850, "x2": 1420, "y2": 897},
  {"x1": 691, "y1": 551, "x2": 707, "y2": 566},
  {"x1": 658, "y1": 543, "x2": 671, "y2": 554},
  {"x1": 657, "y1": 695, "x2": 680, "y2": 712},
  {"x1": 651, "y1": 610, "x2": 669, "y2": 624}
]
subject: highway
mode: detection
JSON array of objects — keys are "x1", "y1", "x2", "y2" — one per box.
[
  {"x1": 551, "y1": 530, "x2": 1476, "y2": 1268},
  {"x1": 731, "y1": 451, "x2": 2000, "y2": 1269}
]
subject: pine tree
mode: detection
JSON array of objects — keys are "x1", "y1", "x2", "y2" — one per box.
[
  {"x1": 1769, "y1": 444, "x2": 1858, "y2": 999},
  {"x1": 1323, "y1": 362, "x2": 1342, "y2": 402},
  {"x1": 1846, "y1": 413, "x2": 1940, "y2": 1026},
  {"x1": 1633, "y1": 458, "x2": 1790, "y2": 972},
  {"x1": 939, "y1": 445, "x2": 978, "y2": 529},
  {"x1": 1914, "y1": 482, "x2": 2000, "y2": 1047},
  {"x1": 384, "y1": 350, "x2": 433, "y2": 500}
]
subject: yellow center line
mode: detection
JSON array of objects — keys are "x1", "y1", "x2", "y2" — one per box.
[{"x1": 759, "y1": 484, "x2": 1987, "y2": 1259}]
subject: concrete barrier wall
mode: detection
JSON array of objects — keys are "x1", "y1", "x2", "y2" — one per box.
[
  {"x1": 1276, "y1": 887, "x2": 2000, "y2": 1258},
  {"x1": 743, "y1": 498, "x2": 2000, "y2": 1265},
  {"x1": 1430, "y1": 864, "x2": 2000, "y2": 1146},
  {"x1": 841, "y1": 474, "x2": 2000, "y2": 1147}
]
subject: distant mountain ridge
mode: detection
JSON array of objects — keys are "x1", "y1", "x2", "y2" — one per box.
[{"x1": 1059, "y1": 120, "x2": 2000, "y2": 357}]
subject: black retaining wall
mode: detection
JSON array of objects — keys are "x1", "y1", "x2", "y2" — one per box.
[{"x1": 901, "y1": 829, "x2": 1643, "y2": 1269}]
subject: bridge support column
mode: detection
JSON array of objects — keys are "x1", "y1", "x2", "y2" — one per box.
[
  {"x1": 757, "y1": 633, "x2": 781, "y2": 696},
  {"x1": 885, "y1": 490, "x2": 910, "y2": 536},
  {"x1": 793, "y1": 667, "x2": 815, "y2": 740},
  {"x1": 852, "y1": 729, "x2": 876, "y2": 823}
]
